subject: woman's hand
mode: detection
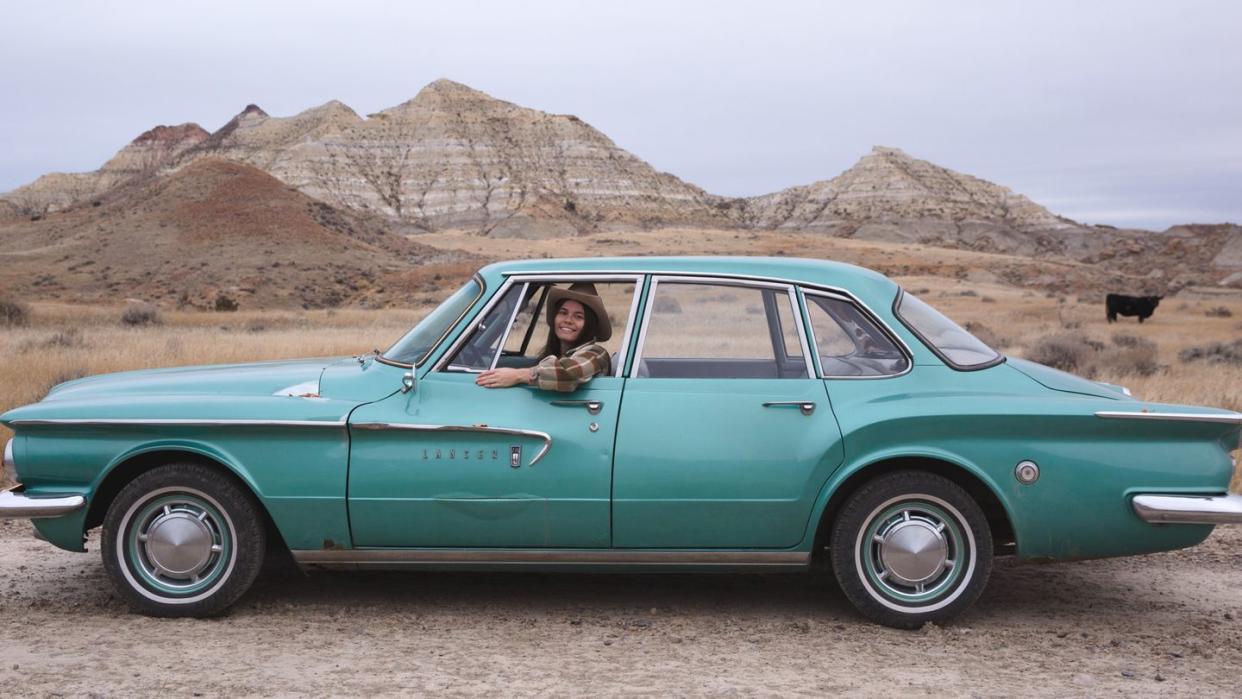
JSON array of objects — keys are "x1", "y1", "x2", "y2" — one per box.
[{"x1": 476, "y1": 367, "x2": 530, "y2": 388}]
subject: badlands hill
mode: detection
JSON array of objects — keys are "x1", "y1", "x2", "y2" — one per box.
[
  {"x1": 1, "y1": 78, "x2": 1239, "y2": 306},
  {"x1": 2, "y1": 80, "x2": 726, "y2": 237},
  {"x1": 0, "y1": 158, "x2": 469, "y2": 308},
  {"x1": 1, "y1": 79, "x2": 1089, "y2": 243}
]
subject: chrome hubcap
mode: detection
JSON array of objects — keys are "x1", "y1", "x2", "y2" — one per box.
[
  {"x1": 142, "y1": 508, "x2": 216, "y2": 579},
  {"x1": 121, "y1": 488, "x2": 234, "y2": 599},
  {"x1": 856, "y1": 494, "x2": 973, "y2": 610},
  {"x1": 877, "y1": 517, "x2": 948, "y2": 586}
]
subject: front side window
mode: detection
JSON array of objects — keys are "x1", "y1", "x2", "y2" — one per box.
[
  {"x1": 444, "y1": 279, "x2": 637, "y2": 373},
  {"x1": 636, "y1": 281, "x2": 808, "y2": 379},
  {"x1": 895, "y1": 290, "x2": 1001, "y2": 369},
  {"x1": 383, "y1": 277, "x2": 483, "y2": 365},
  {"x1": 806, "y1": 293, "x2": 909, "y2": 377}
]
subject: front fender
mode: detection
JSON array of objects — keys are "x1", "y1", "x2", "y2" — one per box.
[
  {"x1": 21, "y1": 424, "x2": 352, "y2": 553},
  {"x1": 33, "y1": 439, "x2": 271, "y2": 554}
]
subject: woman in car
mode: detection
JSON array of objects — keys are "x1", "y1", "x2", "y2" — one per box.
[{"x1": 476, "y1": 282, "x2": 612, "y2": 391}]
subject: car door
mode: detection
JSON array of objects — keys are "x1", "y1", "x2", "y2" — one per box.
[
  {"x1": 612, "y1": 276, "x2": 845, "y2": 549},
  {"x1": 347, "y1": 275, "x2": 641, "y2": 548}
]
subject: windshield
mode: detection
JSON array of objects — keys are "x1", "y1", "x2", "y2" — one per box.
[
  {"x1": 895, "y1": 291, "x2": 1001, "y2": 369},
  {"x1": 383, "y1": 276, "x2": 484, "y2": 365}
]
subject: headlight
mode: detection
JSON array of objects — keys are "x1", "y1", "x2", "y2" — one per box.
[{"x1": 2, "y1": 438, "x2": 16, "y2": 484}]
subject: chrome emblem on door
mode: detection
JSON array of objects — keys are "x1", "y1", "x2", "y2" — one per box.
[
  {"x1": 421, "y1": 448, "x2": 500, "y2": 461},
  {"x1": 510, "y1": 445, "x2": 522, "y2": 469}
]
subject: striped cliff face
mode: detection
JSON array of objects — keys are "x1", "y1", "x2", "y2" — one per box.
[{"x1": 168, "y1": 79, "x2": 731, "y2": 237}]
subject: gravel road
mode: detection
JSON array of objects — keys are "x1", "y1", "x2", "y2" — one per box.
[{"x1": 1, "y1": 519, "x2": 1239, "y2": 696}]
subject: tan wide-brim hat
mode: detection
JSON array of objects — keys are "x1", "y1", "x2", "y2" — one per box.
[{"x1": 546, "y1": 282, "x2": 612, "y2": 342}]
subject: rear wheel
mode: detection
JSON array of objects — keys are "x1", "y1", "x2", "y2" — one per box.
[
  {"x1": 830, "y1": 471, "x2": 992, "y2": 629},
  {"x1": 102, "y1": 462, "x2": 265, "y2": 617}
]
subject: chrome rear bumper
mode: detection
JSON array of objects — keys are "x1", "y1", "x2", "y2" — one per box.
[
  {"x1": 1132, "y1": 493, "x2": 1242, "y2": 524},
  {"x1": 0, "y1": 487, "x2": 86, "y2": 519}
]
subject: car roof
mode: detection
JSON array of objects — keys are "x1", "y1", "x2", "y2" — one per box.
[{"x1": 479, "y1": 256, "x2": 898, "y2": 295}]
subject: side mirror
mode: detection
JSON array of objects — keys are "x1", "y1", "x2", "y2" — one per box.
[{"x1": 401, "y1": 371, "x2": 416, "y2": 394}]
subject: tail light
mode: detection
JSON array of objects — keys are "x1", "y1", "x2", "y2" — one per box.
[
  {"x1": 1231, "y1": 433, "x2": 1242, "y2": 494},
  {"x1": 2, "y1": 439, "x2": 15, "y2": 485}
]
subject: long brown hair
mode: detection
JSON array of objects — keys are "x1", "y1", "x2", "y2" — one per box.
[{"x1": 540, "y1": 299, "x2": 600, "y2": 358}]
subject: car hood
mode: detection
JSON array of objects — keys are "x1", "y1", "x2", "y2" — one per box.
[
  {"x1": 42, "y1": 358, "x2": 340, "y2": 402},
  {"x1": 1005, "y1": 357, "x2": 1131, "y2": 400}
]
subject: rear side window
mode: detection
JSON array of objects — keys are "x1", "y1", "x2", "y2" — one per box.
[
  {"x1": 636, "y1": 280, "x2": 808, "y2": 379},
  {"x1": 806, "y1": 293, "x2": 909, "y2": 377},
  {"x1": 895, "y1": 291, "x2": 1002, "y2": 370}
]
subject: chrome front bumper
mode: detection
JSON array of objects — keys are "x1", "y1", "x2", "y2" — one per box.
[
  {"x1": 0, "y1": 487, "x2": 87, "y2": 519},
  {"x1": 1132, "y1": 493, "x2": 1242, "y2": 524}
]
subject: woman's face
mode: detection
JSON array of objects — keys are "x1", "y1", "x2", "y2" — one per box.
[{"x1": 554, "y1": 299, "x2": 587, "y2": 345}]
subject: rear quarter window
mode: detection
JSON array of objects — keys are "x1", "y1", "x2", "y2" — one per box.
[{"x1": 894, "y1": 290, "x2": 1002, "y2": 370}]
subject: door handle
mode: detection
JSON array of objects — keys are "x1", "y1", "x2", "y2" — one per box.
[
  {"x1": 550, "y1": 399, "x2": 603, "y2": 415},
  {"x1": 762, "y1": 401, "x2": 816, "y2": 416}
]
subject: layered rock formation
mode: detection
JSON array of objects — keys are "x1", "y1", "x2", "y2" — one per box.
[
  {"x1": 1, "y1": 82, "x2": 1086, "y2": 243},
  {"x1": 2, "y1": 123, "x2": 208, "y2": 218},
  {"x1": 2, "y1": 79, "x2": 1238, "y2": 293},
  {"x1": 0, "y1": 158, "x2": 461, "y2": 308},
  {"x1": 740, "y1": 146, "x2": 1073, "y2": 239},
  {"x1": 164, "y1": 80, "x2": 726, "y2": 236}
]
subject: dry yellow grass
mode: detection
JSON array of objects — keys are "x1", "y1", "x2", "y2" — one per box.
[
  {"x1": 4, "y1": 282, "x2": 1238, "y2": 414},
  {"x1": 0, "y1": 303, "x2": 429, "y2": 445}
]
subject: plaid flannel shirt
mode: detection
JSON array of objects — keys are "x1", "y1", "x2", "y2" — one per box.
[{"x1": 530, "y1": 342, "x2": 611, "y2": 392}]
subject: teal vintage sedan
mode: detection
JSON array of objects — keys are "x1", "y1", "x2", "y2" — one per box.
[{"x1": 2, "y1": 257, "x2": 1240, "y2": 628}]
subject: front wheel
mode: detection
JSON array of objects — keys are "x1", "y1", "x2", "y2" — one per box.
[
  {"x1": 830, "y1": 471, "x2": 992, "y2": 629},
  {"x1": 102, "y1": 462, "x2": 266, "y2": 617}
]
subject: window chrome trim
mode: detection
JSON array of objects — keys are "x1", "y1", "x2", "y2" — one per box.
[
  {"x1": 502, "y1": 269, "x2": 841, "y2": 291},
  {"x1": 293, "y1": 549, "x2": 809, "y2": 568},
  {"x1": 434, "y1": 274, "x2": 644, "y2": 376},
  {"x1": 892, "y1": 288, "x2": 1005, "y2": 372},
  {"x1": 784, "y1": 286, "x2": 816, "y2": 379},
  {"x1": 378, "y1": 272, "x2": 487, "y2": 369},
  {"x1": 351, "y1": 422, "x2": 552, "y2": 465},
  {"x1": 649, "y1": 274, "x2": 793, "y2": 291},
  {"x1": 1096, "y1": 411, "x2": 1242, "y2": 425},
  {"x1": 802, "y1": 288, "x2": 914, "y2": 380},
  {"x1": 631, "y1": 276, "x2": 814, "y2": 379},
  {"x1": 631, "y1": 276, "x2": 660, "y2": 377},
  {"x1": 510, "y1": 269, "x2": 912, "y2": 365},
  {"x1": 613, "y1": 276, "x2": 645, "y2": 377},
  {"x1": 8, "y1": 418, "x2": 348, "y2": 428},
  {"x1": 489, "y1": 282, "x2": 530, "y2": 371}
]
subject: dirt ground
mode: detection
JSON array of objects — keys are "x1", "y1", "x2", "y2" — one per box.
[{"x1": 0, "y1": 520, "x2": 1239, "y2": 696}]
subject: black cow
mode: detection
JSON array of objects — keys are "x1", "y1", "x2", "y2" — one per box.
[{"x1": 1106, "y1": 293, "x2": 1163, "y2": 323}]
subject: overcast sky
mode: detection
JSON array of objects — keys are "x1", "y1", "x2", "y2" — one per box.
[{"x1": 2, "y1": 1, "x2": 1239, "y2": 230}]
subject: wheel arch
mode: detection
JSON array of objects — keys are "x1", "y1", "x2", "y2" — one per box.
[
  {"x1": 810, "y1": 452, "x2": 1017, "y2": 565},
  {"x1": 85, "y1": 443, "x2": 282, "y2": 548}
]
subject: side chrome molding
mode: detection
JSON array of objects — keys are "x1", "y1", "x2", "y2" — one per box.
[
  {"x1": 351, "y1": 422, "x2": 553, "y2": 466},
  {"x1": 293, "y1": 549, "x2": 810, "y2": 569},
  {"x1": 8, "y1": 418, "x2": 348, "y2": 428},
  {"x1": 1095, "y1": 411, "x2": 1242, "y2": 425}
]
